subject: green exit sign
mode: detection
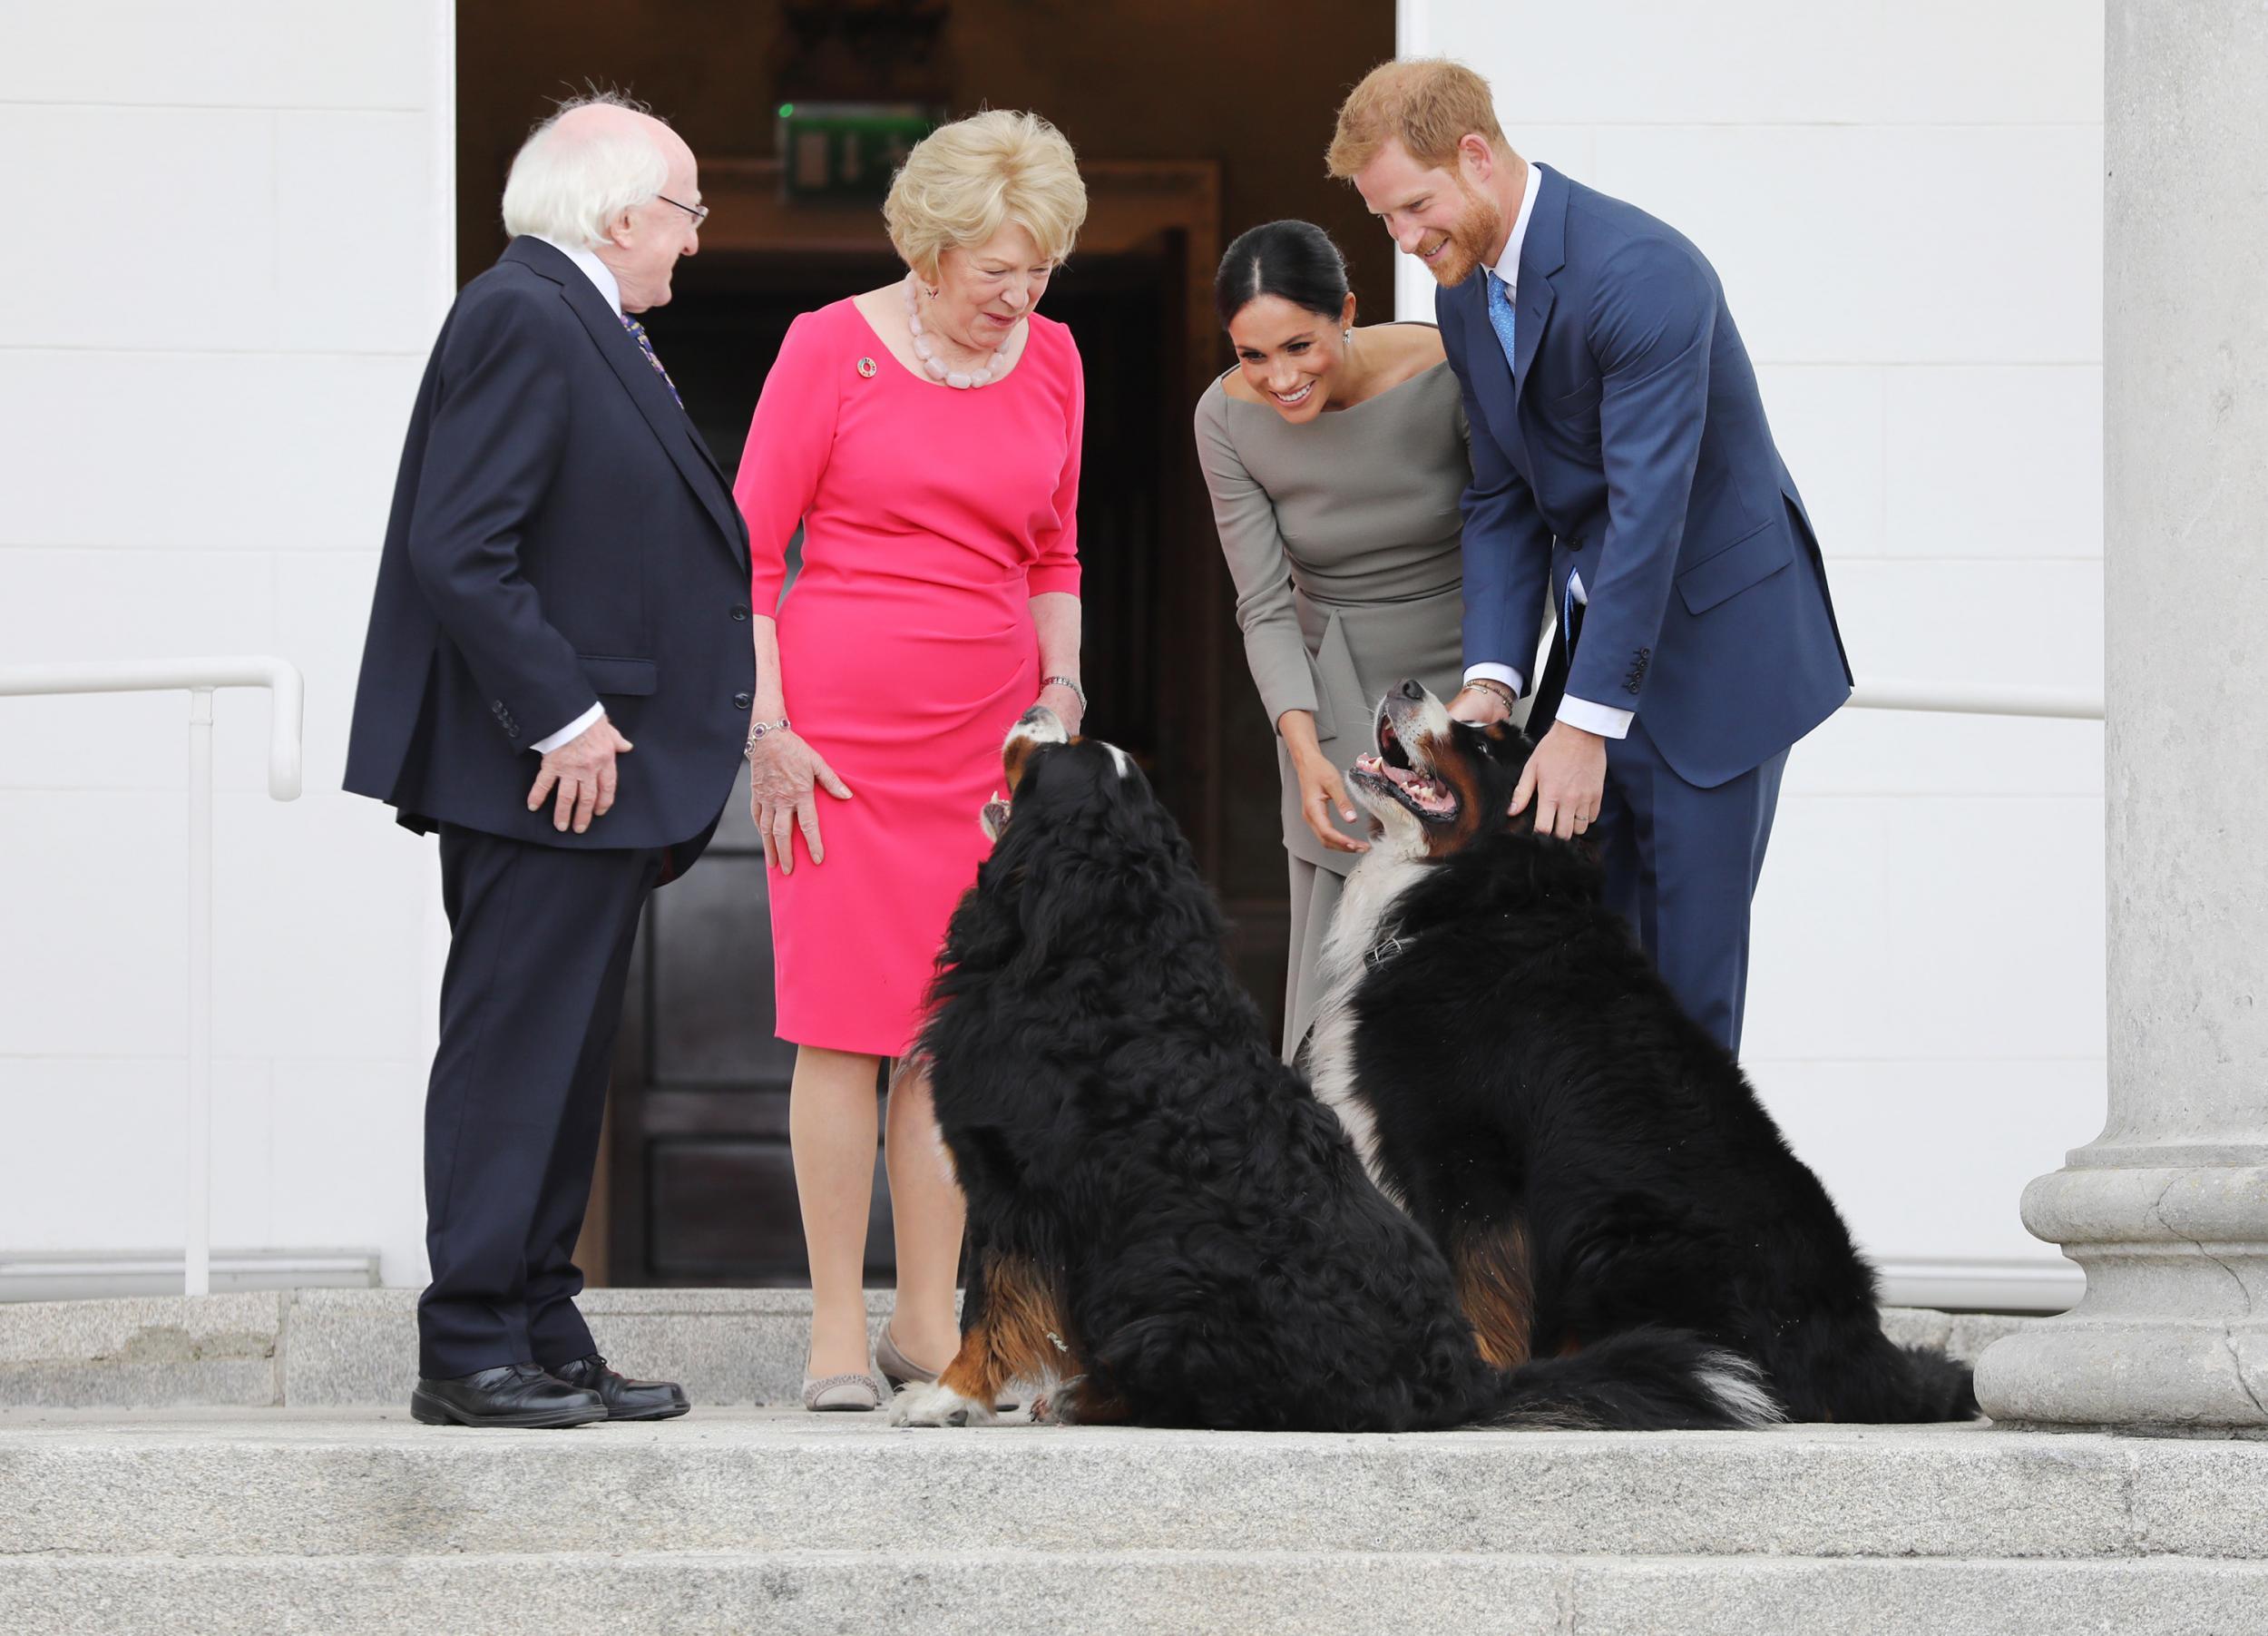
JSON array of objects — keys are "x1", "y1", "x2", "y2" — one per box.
[{"x1": 777, "y1": 103, "x2": 940, "y2": 201}]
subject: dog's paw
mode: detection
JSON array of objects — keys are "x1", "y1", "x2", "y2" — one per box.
[{"x1": 885, "y1": 1380, "x2": 997, "y2": 1428}]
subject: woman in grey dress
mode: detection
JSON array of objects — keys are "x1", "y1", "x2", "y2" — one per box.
[{"x1": 1196, "y1": 220, "x2": 1473, "y2": 1057}]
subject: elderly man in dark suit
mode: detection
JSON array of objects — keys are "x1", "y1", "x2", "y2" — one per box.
[
  {"x1": 346, "y1": 93, "x2": 753, "y2": 1426},
  {"x1": 1333, "y1": 60, "x2": 1852, "y2": 1057}
]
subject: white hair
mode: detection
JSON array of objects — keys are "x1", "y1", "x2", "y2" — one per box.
[{"x1": 500, "y1": 91, "x2": 670, "y2": 248}]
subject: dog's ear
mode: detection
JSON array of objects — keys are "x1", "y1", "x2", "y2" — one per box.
[
  {"x1": 1002, "y1": 735, "x2": 1041, "y2": 794},
  {"x1": 1474, "y1": 719, "x2": 1534, "y2": 759}
]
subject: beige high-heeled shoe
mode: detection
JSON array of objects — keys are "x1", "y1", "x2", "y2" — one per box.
[
  {"x1": 876, "y1": 1326, "x2": 1027, "y2": 1414},
  {"x1": 873, "y1": 1325, "x2": 941, "y2": 1391},
  {"x1": 801, "y1": 1370, "x2": 884, "y2": 1412}
]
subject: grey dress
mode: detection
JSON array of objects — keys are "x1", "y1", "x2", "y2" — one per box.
[{"x1": 1194, "y1": 350, "x2": 1471, "y2": 1057}]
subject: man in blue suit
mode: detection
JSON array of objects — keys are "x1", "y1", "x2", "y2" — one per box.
[
  {"x1": 347, "y1": 94, "x2": 753, "y2": 1426},
  {"x1": 1331, "y1": 60, "x2": 1850, "y2": 1054}
]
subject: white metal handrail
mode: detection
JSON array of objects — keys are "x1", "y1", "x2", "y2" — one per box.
[
  {"x1": 0, "y1": 656, "x2": 304, "y2": 1297},
  {"x1": 1850, "y1": 681, "x2": 2104, "y2": 721}
]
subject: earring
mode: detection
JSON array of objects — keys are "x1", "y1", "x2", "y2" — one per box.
[{"x1": 1344, "y1": 328, "x2": 1354, "y2": 342}]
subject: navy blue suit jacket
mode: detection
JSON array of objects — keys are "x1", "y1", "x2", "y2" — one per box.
[
  {"x1": 345, "y1": 237, "x2": 755, "y2": 851},
  {"x1": 1441, "y1": 165, "x2": 1850, "y2": 789}
]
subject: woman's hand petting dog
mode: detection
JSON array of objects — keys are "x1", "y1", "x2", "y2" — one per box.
[
  {"x1": 1280, "y1": 707, "x2": 1367, "y2": 854},
  {"x1": 1294, "y1": 749, "x2": 1368, "y2": 854},
  {"x1": 1035, "y1": 681, "x2": 1084, "y2": 738}
]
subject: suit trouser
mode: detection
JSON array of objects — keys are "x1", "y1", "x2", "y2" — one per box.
[
  {"x1": 418, "y1": 824, "x2": 663, "y2": 1379},
  {"x1": 1592, "y1": 716, "x2": 1788, "y2": 1058}
]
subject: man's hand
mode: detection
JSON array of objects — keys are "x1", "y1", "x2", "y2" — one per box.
[
  {"x1": 747, "y1": 727, "x2": 854, "y2": 874},
  {"x1": 526, "y1": 716, "x2": 633, "y2": 835},
  {"x1": 1510, "y1": 720, "x2": 1606, "y2": 840},
  {"x1": 1448, "y1": 684, "x2": 1513, "y2": 725}
]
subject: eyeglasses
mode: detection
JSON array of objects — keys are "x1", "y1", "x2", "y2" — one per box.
[{"x1": 657, "y1": 194, "x2": 709, "y2": 230}]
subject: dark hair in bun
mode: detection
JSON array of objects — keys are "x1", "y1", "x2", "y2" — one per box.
[{"x1": 1214, "y1": 220, "x2": 1351, "y2": 331}]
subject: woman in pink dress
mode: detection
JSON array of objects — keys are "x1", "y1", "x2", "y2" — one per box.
[{"x1": 732, "y1": 111, "x2": 1088, "y2": 1410}]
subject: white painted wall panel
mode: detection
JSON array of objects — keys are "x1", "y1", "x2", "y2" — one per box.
[
  {"x1": 1432, "y1": 3, "x2": 2099, "y2": 126},
  {"x1": 0, "y1": 4, "x2": 431, "y2": 110},
  {"x1": 1883, "y1": 367, "x2": 2103, "y2": 559},
  {"x1": 0, "y1": 352, "x2": 422, "y2": 553},
  {"x1": 0, "y1": 1, "x2": 452, "y2": 1287},
  {"x1": 0, "y1": 1061, "x2": 196, "y2": 1248},
  {"x1": 1588, "y1": 126, "x2": 2103, "y2": 365},
  {"x1": 0, "y1": 105, "x2": 279, "y2": 351}
]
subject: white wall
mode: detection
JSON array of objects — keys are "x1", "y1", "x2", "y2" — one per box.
[
  {"x1": 0, "y1": 1, "x2": 456, "y2": 1286},
  {"x1": 1401, "y1": 1, "x2": 2106, "y2": 1306}
]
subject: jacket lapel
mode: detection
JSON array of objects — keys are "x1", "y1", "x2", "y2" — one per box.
[
  {"x1": 1511, "y1": 164, "x2": 1569, "y2": 402},
  {"x1": 504, "y1": 239, "x2": 749, "y2": 572},
  {"x1": 1454, "y1": 269, "x2": 1531, "y2": 482}
]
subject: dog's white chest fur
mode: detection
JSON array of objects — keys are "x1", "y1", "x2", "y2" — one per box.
[{"x1": 1303, "y1": 845, "x2": 1428, "y2": 1206}]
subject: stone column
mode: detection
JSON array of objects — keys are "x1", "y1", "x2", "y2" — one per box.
[{"x1": 1973, "y1": 1, "x2": 2268, "y2": 1432}]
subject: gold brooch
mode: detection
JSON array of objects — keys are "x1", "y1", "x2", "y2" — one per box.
[{"x1": 855, "y1": 357, "x2": 877, "y2": 378}]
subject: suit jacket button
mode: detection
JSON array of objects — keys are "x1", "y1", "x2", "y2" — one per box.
[
  {"x1": 730, "y1": 603, "x2": 749, "y2": 621},
  {"x1": 732, "y1": 691, "x2": 752, "y2": 710}
]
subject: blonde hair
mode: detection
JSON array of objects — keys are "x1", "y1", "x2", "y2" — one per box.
[
  {"x1": 1326, "y1": 58, "x2": 1510, "y2": 179},
  {"x1": 883, "y1": 110, "x2": 1089, "y2": 281}
]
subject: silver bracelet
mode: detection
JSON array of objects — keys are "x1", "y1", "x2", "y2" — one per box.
[
  {"x1": 1041, "y1": 674, "x2": 1086, "y2": 709},
  {"x1": 744, "y1": 717, "x2": 789, "y2": 755}
]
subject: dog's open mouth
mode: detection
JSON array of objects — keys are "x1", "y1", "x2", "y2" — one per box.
[{"x1": 1351, "y1": 710, "x2": 1459, "y2": 820}]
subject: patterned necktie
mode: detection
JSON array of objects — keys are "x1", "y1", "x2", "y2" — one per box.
[
  {"x1": 620, "y1": 314, "x2": 684, "y2": 410},
  {"x1": 1485, "y1": 270, "x2": 1519, "y2": 377}
]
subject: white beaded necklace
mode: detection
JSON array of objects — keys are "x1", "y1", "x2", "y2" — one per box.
[{"x1": 904, "y1": 273, "x2": 1013, "y2": 388}]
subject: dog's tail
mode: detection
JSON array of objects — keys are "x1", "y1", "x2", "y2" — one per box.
[
  {"x1": 1886, "y1": 1343, "x2": 1979, "y2": 1422},
  {"x1": 1483, "y1": 1325, "x2": 1785, "y2": 1431}
]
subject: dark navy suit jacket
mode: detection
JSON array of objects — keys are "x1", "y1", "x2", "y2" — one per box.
[
  {"x1": 346, "y1": 237, "x2": 755, "y2": 852},
  {"x1": 1440, "y1": 165, "x2": 1851, "y2": 789}
]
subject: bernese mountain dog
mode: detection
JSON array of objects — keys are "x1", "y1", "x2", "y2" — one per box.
[
  {"x1": 889, "y1": 705, "x2": 1790, "y2": 1432},
  {"x1": 1305, "y1": 679, "x2": 1976, "y2": 1425}
]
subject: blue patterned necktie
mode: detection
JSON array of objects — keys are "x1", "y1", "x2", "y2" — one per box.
[
  {"x1": 620, "y1": 314, "x2": 683, "y2": 409},
  {"x1": 1485, "y1": 270, "x2": 1519, "y2": 376}
]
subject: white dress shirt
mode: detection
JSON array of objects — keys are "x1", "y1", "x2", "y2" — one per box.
[
  {"x1": 1460, "y1": 166, "x2": 1635, "y2": 741},
  {"x1": 527, "y1": 236, "x2": 620, "y2": 754}
]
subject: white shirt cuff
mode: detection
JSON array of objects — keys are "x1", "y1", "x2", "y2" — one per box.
[
  {"x1": 1553, "y1": 693, "x2": 1634, "y2": 740},
  {"x1": 1463, "y1": 661, "x2": 1527, "y2": 698},
  {"x1": 532, "y1": 702, "x2": 605, "y2": 754}
]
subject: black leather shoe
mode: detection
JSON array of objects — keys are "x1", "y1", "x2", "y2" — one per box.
[
  {"x1": 409, "y1": 1363, "x2": 606, "y2": 1428},
  {"x1": 549, "y1": 1353, "x2": 691, "y2": 1421}
]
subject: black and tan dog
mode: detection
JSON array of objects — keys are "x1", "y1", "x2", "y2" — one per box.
[
  {"x1": 890, "y1": 705, "x2": 1787, "y2": 1431},
  {"x1": 1302, "y1": 680, "x2": 1975, "y2": 1425}
]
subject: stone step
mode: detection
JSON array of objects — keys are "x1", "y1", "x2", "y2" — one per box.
[
  {"x1": 5, "y1": 1409, "x2": 2263, "y2": 1563},
  {"x1": 9, "y1": 1550, "x2": 2268, "y2": 1636},
  {"x1": 0, "y1": 1286, "x2": 2038, "y2": 1410}
]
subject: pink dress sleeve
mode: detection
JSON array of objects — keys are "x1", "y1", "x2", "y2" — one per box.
[
  {"x1": 734, "y1": 310, "x2": 842, "y2": 613},
  {"x1": 1024, "y1": 329, "x2": 1083, "y2": 598}
]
